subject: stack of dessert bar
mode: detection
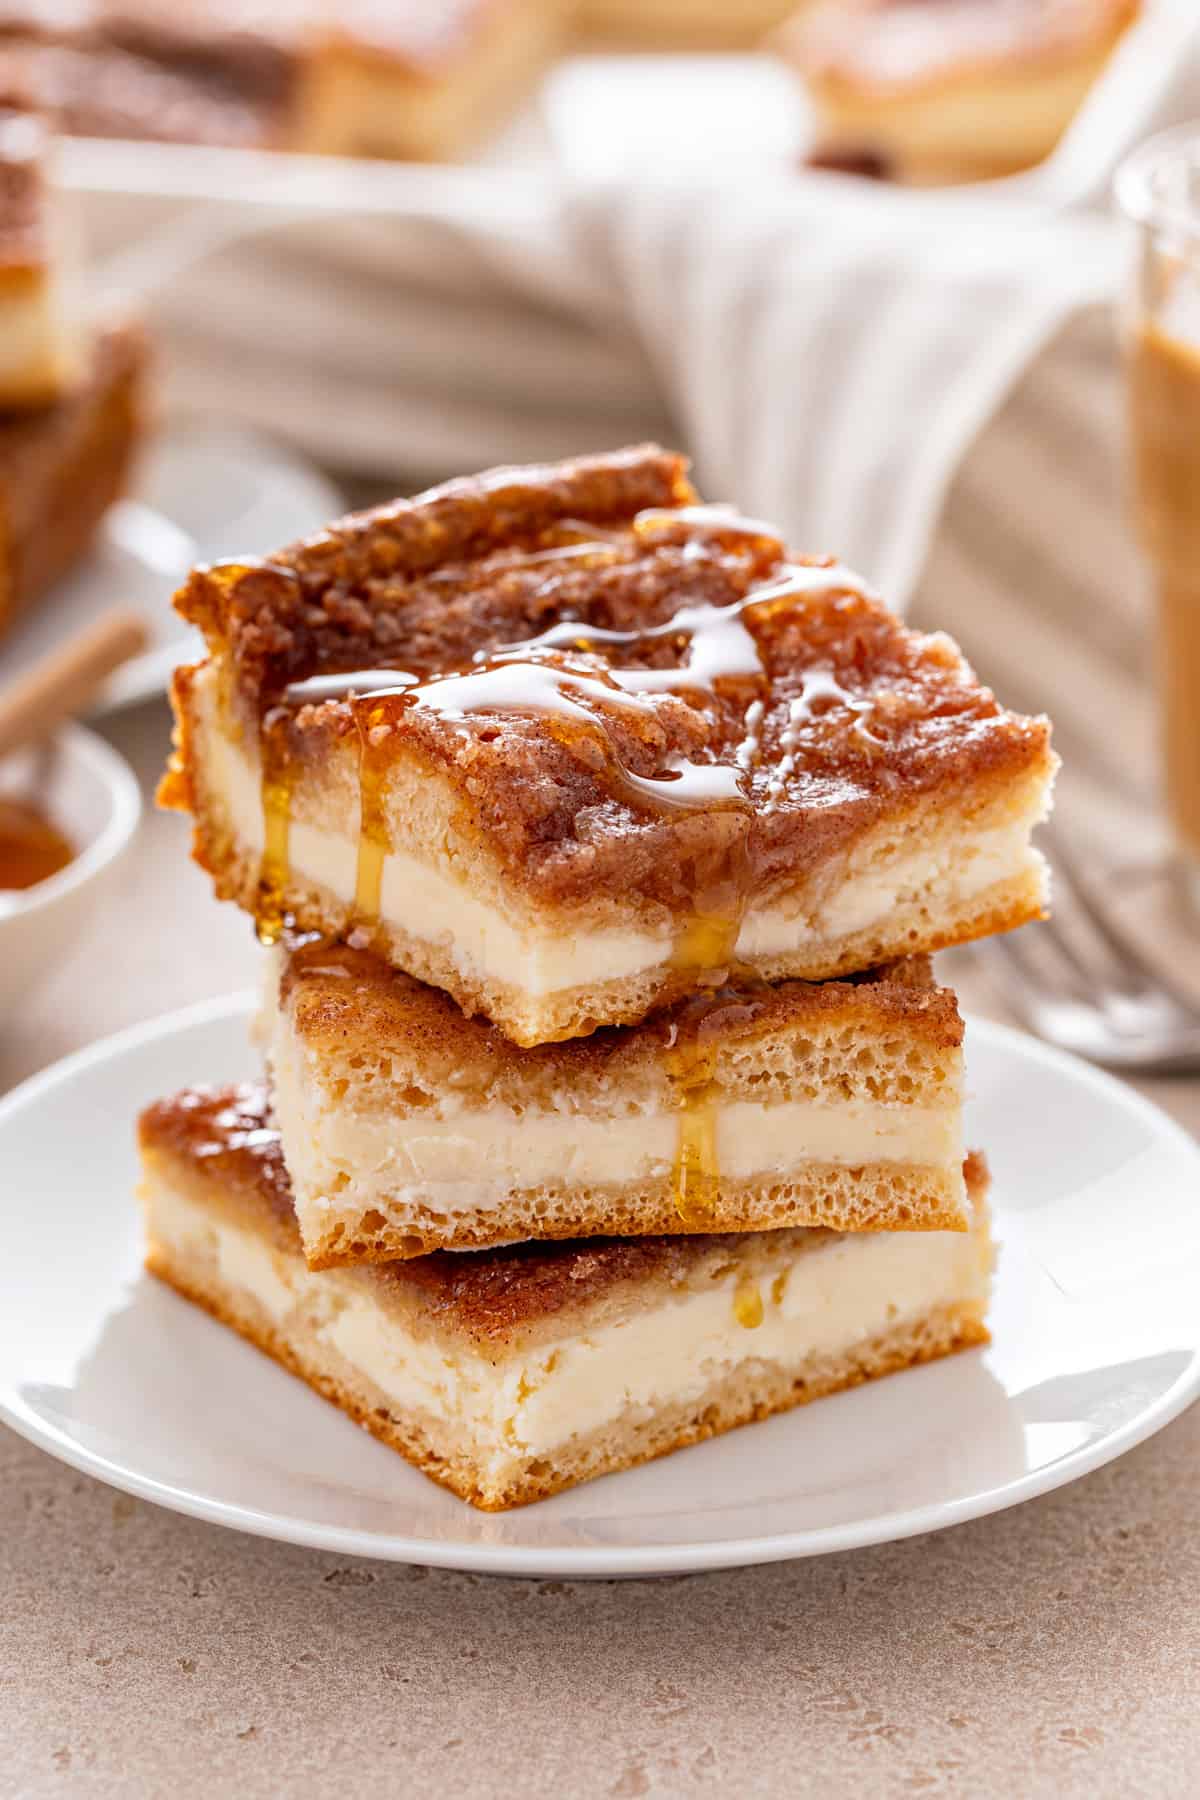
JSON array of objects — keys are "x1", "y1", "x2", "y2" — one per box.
[
  {"x1": 0, "y1": 91, "x2": 145, "y2": 641},
  {"x1": 140, "y1": 445, "x2": 1055, "y2": 1511}
]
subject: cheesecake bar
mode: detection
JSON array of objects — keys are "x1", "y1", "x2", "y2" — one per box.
[
  {"x1": 0, "y1": 1, "x2": 559, "y2": 159},
  {"x1": 782, "y1": 0, "x2": 1140, "y2": 185},
  {"x1": 0, "y1": 93, "x2": 78, "y2": 407},
  {"x1": 268, "y1": 940, "x2": 970, "y2": 1266},
  {"x1": 0, "y1": 315, "x2": 146, "y2": 641},
  {"x1": 162, "y1": 445, "x2": 1055, "y2": 1045},
  {"x1": 138, "y1": 1082, "x2": 993, "y2": 1511}
]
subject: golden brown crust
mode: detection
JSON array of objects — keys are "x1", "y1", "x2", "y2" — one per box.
[
  {"x1": 303, "y1": 1167, "x2": 970, "y2": 1268},
  {"x1": 138, "y1": 1083, "x2": 297, "y2": 1232},
  {"x1": 172, "y1": 444, "x2": 696, "y2": 693},
  {"x1": 280, "y1": 938, "x2": 962, "y2": 1076},
  {"x1": 0, "y1": 315, "x2": 147, "y2": 636},
  {"x1": 783, "y1": 0, "x2": 1141, "y2": 96},
  {"x1": 139, "y1": 1082, "x2": 984, "y2": 1348}
]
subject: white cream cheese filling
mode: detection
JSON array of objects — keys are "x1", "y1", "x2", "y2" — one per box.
[
  {"x1": 149, "y1": 1180, "x2": 985, "y2": 1473},
  {"x1": 201, "y1": 672, "x2": 1045, "y2": 1000},
  {"x1": 269, "y1": 1023, "x2": 963, "y2": 1214}
]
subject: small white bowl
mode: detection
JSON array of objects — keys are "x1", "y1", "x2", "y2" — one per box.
[{"x1": 0, "y1": 725, "x2": 142, "y2": 1011}]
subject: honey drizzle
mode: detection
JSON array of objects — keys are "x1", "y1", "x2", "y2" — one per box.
[
  {"x1": 256, "y1": 711, "x2": 294, "y2": 945},
  {"x1": 733, "y1": 1275, "x2": 764, "y2": 1330},
  {"x1": 269, "y1": 522, "x2": 875, "y2": 978},
  {"x1": 671, "y1": 911, "x2": 741, "y2": 975},
  {"x1": 352, "y1": 699, "x2": 390, "y2": 943}
]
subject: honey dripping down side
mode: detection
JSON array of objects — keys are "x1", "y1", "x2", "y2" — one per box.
[
  {"x1": 256, "y1": 709, "x2": 294, "y2": 947},
  {"x1": 669, "y1": 1026, "x2": 721, "y2": 1227},
  {"x1": 666, "y1": 983, "x2": 770, "y2": 1228},
  {"x1": 352, "y1": 697, "x2": 392, "y2": 947}
]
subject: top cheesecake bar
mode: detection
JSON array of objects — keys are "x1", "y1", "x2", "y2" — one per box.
[
  {"x1": 161, "y1": 444, "x2": 1055, "y2": 1045},
  {"x1": 0, "y1": 1, "x2": 560, "y2": 160}
]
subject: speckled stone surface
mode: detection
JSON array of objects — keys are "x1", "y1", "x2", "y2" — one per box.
[
  {"x1": 4, "y1": 1410, "x2": 1199, "y2": 1797},
  {"x1": 3, "y1": 699, "x2": 1199, "y2": 1797}
]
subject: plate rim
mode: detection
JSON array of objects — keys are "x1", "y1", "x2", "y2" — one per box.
[{"x1": 2, "y1": 993, "x2": 1198, "y2": 1578}]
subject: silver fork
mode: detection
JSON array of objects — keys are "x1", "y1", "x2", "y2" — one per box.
[{"x1": 984, "y1": 831, "x2": 1200, "y2": 1074}]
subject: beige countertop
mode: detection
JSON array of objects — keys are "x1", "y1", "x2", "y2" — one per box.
[{"x1": 3, "y1": 696, "x2": 1199, "y2": 1797}]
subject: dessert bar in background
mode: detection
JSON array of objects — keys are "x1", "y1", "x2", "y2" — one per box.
[
  {"x1": 146, "y1": 442, "x2": 1051, "y2": 1509},
  {"x1": 0, "y1": 89, "x2": 146, "y2": 643},
  {"x1": 781, "y1": 0, "x2": 1141, "y2": 184},
  {"x1": 0, "y1": 317, "x2": 145, "y2": 639},
  {"x1": 0, "y1": 0, "x2": 564, "y2": 160},
  {"x1": 161, "y1": 445, "x2": 1055, "y2": 1046},
  {"x1": 267, "y1": 942, "x2": 970, "y2": 1264},
  {"x1": 138, "y1": 1085, "x2": 994, "y2": 1512}
]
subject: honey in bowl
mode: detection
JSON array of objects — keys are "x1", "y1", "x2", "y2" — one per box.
[{"x1": 0, "y1": 795, "x2": 74, "y2": 891}]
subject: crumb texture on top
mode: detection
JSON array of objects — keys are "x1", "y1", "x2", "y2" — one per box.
[{"x1": 168, "y1": 443, "x2": 1053, "y2": 914}]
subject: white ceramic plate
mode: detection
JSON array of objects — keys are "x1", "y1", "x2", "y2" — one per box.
[
  {"x1": 1, "y1": 996, "x2": 1198, "y2": 1578},
  {"x1": 0, "y1": 424, "x2": 342, "y2": 715}
]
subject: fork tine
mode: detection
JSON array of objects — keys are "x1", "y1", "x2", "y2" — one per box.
[
  {"x1": 987, "y1": 923, "x2": 1083, "y2": 1013},
  {"x1": 1047, "y1": 828, "x2": 1200, "y2": 1017},
  {"x1": 1027, "y1": 904, "x2": 1109, "y2": 997}
]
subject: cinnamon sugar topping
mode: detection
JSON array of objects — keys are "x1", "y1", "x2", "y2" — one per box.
[
  {"x1": 265, "y1": 518, "x2": 877, "y2": 971},
  {"x1": 166, "y1": 445, "x2": 1052, "y2": 970}
]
